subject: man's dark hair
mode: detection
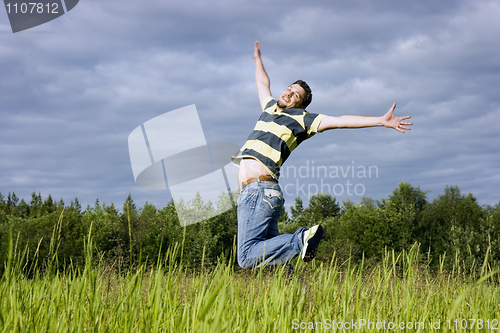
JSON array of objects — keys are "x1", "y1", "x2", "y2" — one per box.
[{"x1": 293, "y1": 79, "x2": 312, "y2": 109}]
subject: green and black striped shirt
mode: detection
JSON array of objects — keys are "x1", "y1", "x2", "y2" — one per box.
[{"x1": 232, "y1": 96, "x2": 325, "y2": 179}]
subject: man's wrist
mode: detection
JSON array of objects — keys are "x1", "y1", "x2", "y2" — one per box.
[{"x1": 377, "y1": 116, "x2": 385, "y2": 127}]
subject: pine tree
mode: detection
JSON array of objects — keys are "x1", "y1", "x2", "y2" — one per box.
[
  {"x1": 70, "y1": 197, "x2": 82, "y2": 212},
  {"x1": 290, "y1": 197, "x2": 304, "y2": 222},
  {"x1": 30, "y1": 192, "x2": 43, "y2": 217},
  {"x1": 0, "y1": 192, "x2": 6, "y2": 214},
  {"x1": 41, "y1": 194, "x2": 55, "y2": 215},
  {"x1": 7, "y1": 192, "x2": 19, "y2": 213}
]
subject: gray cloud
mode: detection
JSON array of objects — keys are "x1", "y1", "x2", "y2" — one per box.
[{"x1": 1, "y1": 0, "x2": 499, "y2": 210}]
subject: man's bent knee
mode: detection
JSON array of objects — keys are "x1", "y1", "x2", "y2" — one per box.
[{"x1": 237, "y1": 252, "x2": 254, "y2": 269}]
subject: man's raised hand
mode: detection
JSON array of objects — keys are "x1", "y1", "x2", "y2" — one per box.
[
  {"x1": 381, "y1": 103, "x2": 413, "y2": 133},
  {"x1": 253, "y1": 41, "x2": 271, "y2": 105},
  {"x1": 254, "y1": 41, "x2": 261, "y2": 61}
]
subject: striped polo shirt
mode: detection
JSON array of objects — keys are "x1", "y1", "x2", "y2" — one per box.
[{"x1": 231, "y1": 96, "x2": 325, "y2": 179}]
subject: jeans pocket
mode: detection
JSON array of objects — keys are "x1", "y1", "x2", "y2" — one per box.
[{"x1": 261, "y1": 189, "x2": 283, "y2": 215}]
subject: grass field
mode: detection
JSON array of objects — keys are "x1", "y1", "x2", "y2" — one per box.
[{"x1": 1, "y1": 237, "x2": 500, "y2": 332}]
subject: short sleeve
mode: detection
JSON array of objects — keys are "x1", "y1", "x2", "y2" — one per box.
[
  {"x1": 306, "y1": 113, "x2": 326, "y2": 135},
  {"x1": 261, "y1": 96, "x2": 276, "y2": 112}
]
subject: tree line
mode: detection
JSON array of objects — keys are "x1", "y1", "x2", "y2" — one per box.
[{"x1": 1, "y1": 182, "x2": 499, "y2": 275}]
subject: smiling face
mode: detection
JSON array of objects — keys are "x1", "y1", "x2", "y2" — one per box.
[{"x1": 277, "y1": 84, "x2": 306, "y2": 110}]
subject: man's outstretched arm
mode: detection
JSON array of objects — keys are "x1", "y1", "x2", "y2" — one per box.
[
  {"x1": 254, "y1": 41, "x2": 272, "y2": 107},
  {"x1": 317, "y1": 103, "x2": 413, "y2": 133}
]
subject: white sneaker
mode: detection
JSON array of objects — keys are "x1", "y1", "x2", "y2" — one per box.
[{"x1": 301, "y1": 225, "x2": 324, "y2": 262}]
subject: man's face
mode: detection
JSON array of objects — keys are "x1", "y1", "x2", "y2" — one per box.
[{"x1": 277, "y1": 84, "x2": 306, "y2": 110}]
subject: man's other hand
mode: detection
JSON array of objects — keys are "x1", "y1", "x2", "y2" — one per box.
[{"x1": 381, "y1": 103, "x2": 413, "y2": 133}]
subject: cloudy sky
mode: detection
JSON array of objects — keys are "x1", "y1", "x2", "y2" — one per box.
[{"x1": 1, "y1": 0, "x2": 499, "y2": 212}]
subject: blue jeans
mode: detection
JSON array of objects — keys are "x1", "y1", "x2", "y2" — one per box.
[{"x1": 237, "y1": 180, "x2": 305, "y2": 268}]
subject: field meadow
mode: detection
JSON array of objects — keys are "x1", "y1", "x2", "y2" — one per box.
[{"x1": 1, "y1": 227, "x2": 500, "y2": 333}]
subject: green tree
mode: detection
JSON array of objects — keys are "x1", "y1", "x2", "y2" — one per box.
[
  {"x1": 7, "y1": 192, "x2": 19, "y2": 215},
  {"x1": 289, "y1": 193, "x2": 340, "y2": 226},
  {"x1": 30, "y1": 192, "x2": 43, "y2": 218},
  {"x1": 82, "y1": 200, "x2": 122, "y2": 261},
  {"x1": 420, "y1": 185, "x2": 485, "y2": 266},
  {"x1": 306, "y1": 193, "x2": 340, "y2": 220},
  {"x1": 0, "y1": 192, "x2": 7, "y2": 215},
  {"x1": 278, "y1": 209, "x2": 289, "y2": 223},
  {"x1": 380, "y1": 182, "x2": 428, "y2": 253},
  {"x1": 157, "y1": 200, "x2": 181, "y2": 258},
  {"x1": 16, "y1": 199, "x2": 30, "y2": 218},
  {"x1": 336, "y1": 199, "x2": 387, "y2": 260},
  {"x1": 41, "y1": 194, "x2": 55, "y2": 215},
  {"x1": 290, "y1": 197, "x2": 304, "y2": 222},
  {"x1": 70, "y1": 197, "x2": 82, "y2": 212},
  {"x1": 486, "y1": 201, "x2": 500, "y2": 260},
  {"x1": 136, "y1": 202, "x2": 162, "y2": 263},
  {"x1": 121, "y1": 194, "x2": 140, "y2": 267}
]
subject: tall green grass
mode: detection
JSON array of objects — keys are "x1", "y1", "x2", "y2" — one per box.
[{"x1": 1, "y1": 229, "x2": 499, "y2": 332}]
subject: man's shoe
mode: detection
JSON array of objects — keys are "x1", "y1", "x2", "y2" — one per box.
[{"x1": 301, "y1": 225, "x2": 324, "y2": 262}]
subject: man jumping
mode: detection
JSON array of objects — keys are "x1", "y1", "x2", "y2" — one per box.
[{"x1": 231, "y1": 41, "x2": 412, "y2": 269}]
